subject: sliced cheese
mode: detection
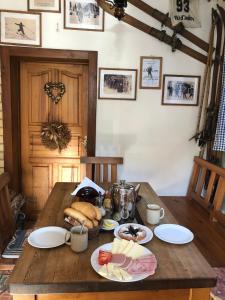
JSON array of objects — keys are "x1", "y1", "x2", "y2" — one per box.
[
  {"x1": 107, "y1": 263, "x2": 114, "y2": 275},
  {"x1": 117, "y1": 239, "x2": 129, "y2": 253},
  {"x1": 111, "y1": 238, "x2": 121, "y2": 254},
  {"x1": 112, "y1": 266, "x2": 123, "y2": 280},
  {"x1": 119, "y1": 268, "x2": 132, "y2": 281},
  {"x1": 126, "y1": 242, "x2": 145, "y2": 259},
  {"x1": 98, "y1": 264, "x2": 108, "y2": 277},
  {"x1": 121, "y1": 240, "x2": 135, "y2": 255}
]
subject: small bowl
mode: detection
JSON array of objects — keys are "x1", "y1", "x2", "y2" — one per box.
[{"x1": 101, "y1": 219, "x2": 119, "y2": 231}]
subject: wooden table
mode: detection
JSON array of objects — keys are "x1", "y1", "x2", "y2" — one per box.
[{"x1": 8, "y1": 182, "x2": 216, "y2": 300}]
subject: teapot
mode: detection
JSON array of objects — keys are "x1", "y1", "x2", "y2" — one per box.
[{"x1": 111, "y1": 180, "x2": 136, "y2": 221}]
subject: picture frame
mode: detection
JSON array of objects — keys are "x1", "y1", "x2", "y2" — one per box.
[
  {"x1": 0, "y1": 10, "x2": 41, "y2": 47},
  {"x1": 140, "y1": 56, "x2": 162, "y2": 89},
  {"x1": 99, "y1": 68, "x2": 138, "y2": 100},
  {"x1": 28, "y1": 0, "x2": 61, "y2": 13},
  {"x1": 64, "y1": 0, "x2": 104, "y2": 32},
  {"x1": 162, "y1": 74, "x2": 201, "y2": 106}
]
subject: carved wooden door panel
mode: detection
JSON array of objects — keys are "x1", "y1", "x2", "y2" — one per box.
[{"x1": 20, "y1": 61, "x2": 88, "y2": 218}]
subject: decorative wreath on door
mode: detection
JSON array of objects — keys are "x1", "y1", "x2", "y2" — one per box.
[{"x1": 41, "y1": 121, "x2": 71, "y2": 152}]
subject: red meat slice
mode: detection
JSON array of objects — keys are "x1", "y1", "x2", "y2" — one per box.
[
  {"x1": 111, "y1": 253, "x2": 126, "y2": 265},
  {"x1": 126, "y1": 254, "x2": 157, "y2": 275},
  {"x1": 120, "y1": 257, "x2": 133, "y2": 269}
]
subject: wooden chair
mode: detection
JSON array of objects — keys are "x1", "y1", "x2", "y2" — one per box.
[
  {"x1": 187, "y1": 156, "x2": 225, "y2": 226},
  {"x1": 80, "y1": 156, "x2": 123, "y2": 184},
  {"x1": 0, "y1": 173, "x2": 15, "y2": 255},
  {"x1": 0, "y1": 173, "x2": 16, "y2": 271}
]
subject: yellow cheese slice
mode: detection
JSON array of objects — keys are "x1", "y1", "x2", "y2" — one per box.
[
  {"x1": 111, "y1": 238, "x2": 121, "y2": 254},
  {"x1": 119, "y1": 268, "x2": 132, "y2": 281},
  {"x1": 121, "y1": 240, "x2": 135, "y2": 254},
  {"x1": 98, "y1": 264, "x2": 108, "y2": 277},
  {"x1": 126, "y1": 242, "x2": 145, "y2": 259},
  {"x1": 117, "y1": 239, "x2": 129, "y2": 253},
  {"x1": 112, "y1": 266, "x2": 123, "y2": 280}
]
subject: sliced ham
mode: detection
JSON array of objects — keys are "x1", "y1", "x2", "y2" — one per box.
[
  {"x1": 126, "y1": 255, "x2": 157, "y2": 275},
  {"x1": 111, "y1": 253, "x2": 126, "y2": 265},
  {"x1": 120, "y1": 257, "x2": 133, "y2": 269}
]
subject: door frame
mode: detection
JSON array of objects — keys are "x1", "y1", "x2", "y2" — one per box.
[{"x1": 0, "y1": 46, "x2": 97, "y2": 191}]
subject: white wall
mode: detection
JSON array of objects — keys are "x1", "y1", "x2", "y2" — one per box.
[{"x1": 0, "y1": 0, "x2": 224, "y2": 195}]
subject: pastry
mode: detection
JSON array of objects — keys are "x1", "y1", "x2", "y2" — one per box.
[
  {"x1": 93, "y1": 206, "x2": 102, "y2": 221},
  {"x1": 92, "y1": 219, "x2": 99, "y2": 227},
  {"x1": 118, "y1": 225, "x2": 146, "y2": 242},
  {"x1": 64, "y1": 207, "x2": 93, "y2": 229},
  {"x1": 71, "y1": 201, "x2": 96, "y2": 220}
]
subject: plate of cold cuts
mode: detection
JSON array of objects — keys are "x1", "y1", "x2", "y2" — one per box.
[
  {"x1": 91, "y1": 237, "x2": 157, "y2": 282},
  {"x1": 114, "y1": 223, "x2": 153, "y2": 244},
  {"x1": 154, "y1": 224, "x2": 194, "y2": 244}
]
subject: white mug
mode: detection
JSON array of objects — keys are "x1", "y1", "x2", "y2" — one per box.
[
  {"x1": 65, "y1": 225, "x2": 88, "y2": 253},
  {"x1": 146, "y1": 204, "x2": 165, "y2": 225}
]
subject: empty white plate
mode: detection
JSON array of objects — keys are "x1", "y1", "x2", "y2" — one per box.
[
  {"x1": 154, "y1": 224, "x2": 194, "y2": 244},
  {"x1": 28, "y1": 226, "x2": 68, "y2": 248}
]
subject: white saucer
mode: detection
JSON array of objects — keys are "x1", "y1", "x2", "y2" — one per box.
[
  {"x1": 28, "y1": 226, "x2": 68, "y2": 248},
  {"x1": 154, "y1": 224, "x2": 194, "y2": 244}
]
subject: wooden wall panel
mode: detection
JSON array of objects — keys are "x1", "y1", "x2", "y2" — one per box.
[{"x1": 32, "y1": 164, "x2": 52, "y2": 211}]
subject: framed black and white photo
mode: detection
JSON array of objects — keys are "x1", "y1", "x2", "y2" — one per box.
[
  {"x1": 0, "y1": 10, "x2": 41, "y2": 47},
  {"x1": 140, "y1": 56, "x2": 162, "y2": 89},
  {"x1": 64, "y1": 0, "x2": 104, "y2": 31},
  {"x1": 162, "y1": 75, "x2": 200, "y2": 106},
  {"x1": 99, "y1": 68, "x2": 138, "y2": 100},
  {"x1": 28, "y1": 0, "x2": 61, "y2": 13}
]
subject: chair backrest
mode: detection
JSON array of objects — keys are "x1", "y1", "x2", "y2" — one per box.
[
  {"x1": 187, "y1": 156, "x2": 225, "y2": 226},
  {"x1": 80, "y1": 156, "x2": 123, "y2": 184},
  {"x1": 0, "y1": 173, "x2": 15, "y2": 254}
]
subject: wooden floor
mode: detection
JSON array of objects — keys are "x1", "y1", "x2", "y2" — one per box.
[{"x1": 161, "y1": 196, "x2": 225, "y2": 267}]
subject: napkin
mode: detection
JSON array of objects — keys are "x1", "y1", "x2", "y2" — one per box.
[{"x1": 71, "y1": 177, "x2": 105, "y2": 196}]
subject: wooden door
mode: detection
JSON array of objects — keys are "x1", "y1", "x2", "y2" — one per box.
[{"x1": 20, "y1": 61, "x2": 88, "y2": 218}]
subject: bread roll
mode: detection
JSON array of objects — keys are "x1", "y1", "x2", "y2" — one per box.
[
  {"x1": 92, "y1": 219, "x2": 99, "y2": 227},
  {"x1": 64, "y1": 207, "x2": 93, "y2": 229},
  {"x1": 71, "y1": 202, "x2": 96, "y2": 220},
  {"x1": 93, "y1": 206, "x2": 101, "y2": 221}
]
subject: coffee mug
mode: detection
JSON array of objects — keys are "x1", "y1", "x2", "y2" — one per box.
[
  {"x1": 65, "y1": 225, "x2": 88, "y2": 253},
  {"x1": 146, "y1": 204, "x2": 165, "y2": 225}
]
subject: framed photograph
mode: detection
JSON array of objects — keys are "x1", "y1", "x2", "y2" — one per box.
[
  {"x1": 64, "y1": 0, "x2": 104, "y2": 31},
  {"x1": 140, "y1": 56, "x2": 162, "y2": 89},
  {"x1": 0, "y1": 10, "x2": 41, "y2": 47},
  {"x1": 162, "y1": 74, "x2": 201, "y2": 106},
  {"x1": 99, "y1": 68, "x2": 138, "y2": 100},
  {"x1": 28, "y1": 0, "x2": 61, "y2": 13}
]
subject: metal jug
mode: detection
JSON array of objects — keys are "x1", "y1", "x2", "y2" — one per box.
[{"x1": 111, "y1": 180, "x2": 136, "y2": 221}]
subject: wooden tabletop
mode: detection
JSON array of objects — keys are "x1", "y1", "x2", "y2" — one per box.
[{"x1": 9, "y1": 182, "x2": 216, "y2": 294}]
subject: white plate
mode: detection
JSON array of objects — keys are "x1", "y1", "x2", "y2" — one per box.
[
  {"x1": 101, "y1": 219, "x2": 119, "y2": 231},
  {"x1": 154, "y1": 224, "x2": 194, "y2": 244},
  {"x1": 28, "y1": 226, "x2": 69, "y2": 248},
  {"x1": 91, "y1": 242, "x2": 153, "y2": 282},
  {"x1": 114, "y1": 223, "x2": 153, "y2": 244}
]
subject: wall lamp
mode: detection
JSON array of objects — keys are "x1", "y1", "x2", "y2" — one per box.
[{"x1": 105, "y1": 0, "x2": 127, "y2": 20}]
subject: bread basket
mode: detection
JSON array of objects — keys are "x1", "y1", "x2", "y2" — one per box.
[{"x1": 88, "y1": 220, "x2": 102, "y2": 240}]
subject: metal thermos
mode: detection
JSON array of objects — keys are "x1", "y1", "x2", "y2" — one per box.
[{"x1": 111, "y1": 180, "x2": 136, "y2": 221}]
